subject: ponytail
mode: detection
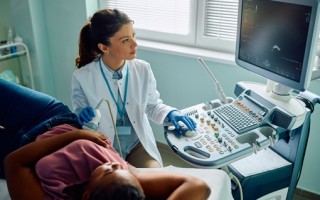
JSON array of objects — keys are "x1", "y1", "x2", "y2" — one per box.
[{"x1": 75, "y1": 22, "x2": 101, "y2": 68}]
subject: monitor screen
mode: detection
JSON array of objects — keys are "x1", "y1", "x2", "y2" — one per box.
[{"x1": 235, "y1": 0, "x2": 319, "y2": 92}]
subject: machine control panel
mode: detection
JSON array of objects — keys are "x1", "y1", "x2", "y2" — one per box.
[{"x1": 164, "y1": 95, "x2": 279, "y2": 168}]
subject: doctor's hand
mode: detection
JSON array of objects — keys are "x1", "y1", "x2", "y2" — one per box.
[
  {"x1": 167, "y1": 110, "x2": 197, "y2": 131},
  {"x1": 77, "y1": 106, "x2": 95, "y2": 126}
]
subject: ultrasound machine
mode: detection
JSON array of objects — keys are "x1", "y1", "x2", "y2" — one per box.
[{"x1": 164, "y1": 0, "x2": 320, "y2": 199}]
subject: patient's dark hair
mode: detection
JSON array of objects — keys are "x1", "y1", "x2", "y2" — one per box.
[
  {"x1": 87, "y1": 184, "x2": 145, "y2": 200},
  {"x1": 75, "y1": 9, "x2": 133, "y2": 68}
]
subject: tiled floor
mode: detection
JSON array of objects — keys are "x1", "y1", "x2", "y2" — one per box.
[{"x1": 157, "y1": 142, "x2": 318, "y2": 200}]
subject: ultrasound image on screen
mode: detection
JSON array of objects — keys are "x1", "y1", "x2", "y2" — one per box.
[{"x1": 239, "y1": 0, "x2": 312, "y2": 82}]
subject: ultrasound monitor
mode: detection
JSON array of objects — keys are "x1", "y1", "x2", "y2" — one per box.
[
  {"x1": 235, "y1": 0, "x2": 319, "y2": 100},
  {"x1": 235, "y1": 0, "x2": 319, "y2": 129}
]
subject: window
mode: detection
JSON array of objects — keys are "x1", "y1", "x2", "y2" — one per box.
[{"x1": 99, "y1": 0, "x2": 239, "y2": 54}]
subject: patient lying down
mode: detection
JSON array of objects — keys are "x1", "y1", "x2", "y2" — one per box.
[{"x1": 4, "y1": 124, "x2": 211, "y2": 200}]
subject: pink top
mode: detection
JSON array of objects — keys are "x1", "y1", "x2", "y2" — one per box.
[{"x1": 35, "y1": 124, "x2": 128, "y2": 200}]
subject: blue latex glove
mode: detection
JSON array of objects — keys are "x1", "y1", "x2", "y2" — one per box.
[
  {"x1": 167, "y1": 110, "x2": 196, "y2": 131},
  {"x1": 77, "y1": 106, "x2": 95, "y2": 126}
]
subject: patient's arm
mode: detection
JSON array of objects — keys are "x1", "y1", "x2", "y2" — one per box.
[
  {"x1": 4, "y1": 129, "x2": 107, "y2": 200},
  {"x1": 137, "y1": 171, "x2": 211, "y2": 200}
]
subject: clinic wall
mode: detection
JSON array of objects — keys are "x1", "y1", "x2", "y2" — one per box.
[
  {"x1": 0, "y1": 0, "x2": 15, "y2": 73},
  {"x1": 7, "y1": 0, "x2": 89, "y2": 101},
  {"x1": 0, "y1": 0, "x2": 32, "y2": 86},
  {"x1": 137, "y1": 49, "x2": 320, "y2": 195},
  {"x1": 40, "y1": 0, "x2": 87, "y2": 103},
  {"x1": 9, "y1": 0, "x2": 55, "y2": 93},
  {"x1": 0, "y1": 0, "x2": 11, "y2": 41},
  {"x1": 40, "y1": 0, "x2": 99, "y2": 104}
]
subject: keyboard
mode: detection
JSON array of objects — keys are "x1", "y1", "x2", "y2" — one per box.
[{"x1": 214, "y1": 103, "x2": 258, "y2": 133}]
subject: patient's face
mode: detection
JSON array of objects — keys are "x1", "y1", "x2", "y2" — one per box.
[
  {"x1": 90, "y1": 162, "x2": 124, "y2": 182},
  {"x1": 83, "y1": 162, "x2": 143, "y2": 199}
]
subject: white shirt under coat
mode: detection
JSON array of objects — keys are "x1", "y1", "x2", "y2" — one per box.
[{"x1": 71, "y1": 58, "x2": 176, "y2": 166}]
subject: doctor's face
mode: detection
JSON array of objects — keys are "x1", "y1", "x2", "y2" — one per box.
[{"x1": 107, "y1": 23, "x2": 137, "y2": 61}]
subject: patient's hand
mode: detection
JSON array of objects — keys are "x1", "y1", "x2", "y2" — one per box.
[{"x1": 77, "y1": 129, "x2": 109, "y2": 147}]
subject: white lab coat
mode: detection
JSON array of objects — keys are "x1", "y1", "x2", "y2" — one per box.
[{"x1": 71, "y1": 58, "x2": 176, "y2": 166}]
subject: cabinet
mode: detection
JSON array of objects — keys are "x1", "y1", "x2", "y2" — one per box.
[{"x1": 0, "y1": 42, "x2": 35, "y2": 89}]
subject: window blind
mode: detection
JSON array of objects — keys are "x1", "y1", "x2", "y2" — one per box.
[
  {"x1": 99, "y1": 0, "x2": 239, "y2": 52},
  {"x1": 101, "y1": 0, "x2": 191, "y2": 35},
  {"x1": 204, "y1": 0, "x2": 239, "y2": 41}
]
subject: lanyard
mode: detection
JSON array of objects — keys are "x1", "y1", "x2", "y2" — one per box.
[{"x1": 99, "y1": 58, "x2": 129, "y2": 119}]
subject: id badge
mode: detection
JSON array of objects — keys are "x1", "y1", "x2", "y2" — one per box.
[{"x1": 116, "y1": 126, "x2": 131, "y2": 136}]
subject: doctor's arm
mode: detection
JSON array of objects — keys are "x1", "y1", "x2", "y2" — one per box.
[
  {"x1": 145, "y1": 65, "x2": 196, "y2": 131},
  {"x1": 4, "y1": 129, "x2": 107, "y2": 200},
  {"x1": 71, "y1": 74, "x2": 96, "y2": 125},
  {"x1": 137, "y1": 171, "x2": 211, "y2": 200},
  {"x1": 71, "y1": 73, "x2": 90, "y2": 112}
]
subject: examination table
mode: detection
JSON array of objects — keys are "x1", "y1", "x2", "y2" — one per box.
[{"x1": 0, "y1": 165, "x2": 233, "y2": 200}]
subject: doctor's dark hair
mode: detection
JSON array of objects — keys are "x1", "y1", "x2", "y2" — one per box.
[{"x1": 75, "y1": 9, "x2": 133, "y2": 68}]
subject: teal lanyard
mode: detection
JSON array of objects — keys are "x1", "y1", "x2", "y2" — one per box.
[{"x1": 99, "y1": 58, "x2": 129, "y2": 119}]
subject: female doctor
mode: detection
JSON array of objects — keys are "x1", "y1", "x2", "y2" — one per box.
[{"x1": 72, "y1": 9, "x2": 196, "y2": 168}]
